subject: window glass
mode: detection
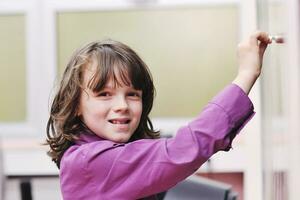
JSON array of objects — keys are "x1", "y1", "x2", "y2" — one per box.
[
  {"x1": 0, "y1": 15, "x2": 26, "y2": 122},
  {"x1": 57, "y1": 6, "x2": 238, "y2": 117}
]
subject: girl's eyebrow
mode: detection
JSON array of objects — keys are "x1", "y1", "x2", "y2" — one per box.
[
  {"x1": 103, "y1": 84, "x2": 140, "y2": 90},
  {"x1": 102, "y1": 86, "x2": 113, "y2": 89},
  {"x1": 101, "y1": 84, "x2": 118, "y2": 89},
  {"x1": 127, "y1": 87, "x2": 142, "y2": 91}
]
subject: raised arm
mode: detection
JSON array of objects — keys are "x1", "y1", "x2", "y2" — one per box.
[{"x1": 232, "y1": 31, "x2": 271, "y2": 94}]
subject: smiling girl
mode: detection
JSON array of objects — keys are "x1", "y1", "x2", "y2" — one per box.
[{"x1": 46, "y1": 31, "x2": 272, "y2": 200}]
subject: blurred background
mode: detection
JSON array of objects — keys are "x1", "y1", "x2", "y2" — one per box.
[{"x1": 0, "y1": 0, "x2": 299, "y2": 200}]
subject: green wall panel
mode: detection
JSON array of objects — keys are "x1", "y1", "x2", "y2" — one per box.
[
  {"x1": 57, "y1": 6, "x2": 238, "y2": 117},
  {"x1": 0, "y1": 15, "x2": 26, "y2": 122}
]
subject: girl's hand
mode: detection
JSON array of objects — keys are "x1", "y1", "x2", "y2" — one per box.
[{"x1": 232, "y1": 31, "x2": 272, "y2": 94}]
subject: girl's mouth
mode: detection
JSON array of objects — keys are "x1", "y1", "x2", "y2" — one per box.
[{"x1": 108, "y1": 119, "x2": 131, "y2": 124}]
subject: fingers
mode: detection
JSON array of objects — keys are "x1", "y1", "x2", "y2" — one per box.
[
  {"x1": 248, "y1": 31, "x2": 271, "y2": 58},
  {"x1": 259, "y1": 41, "x2": 268, "y2": 58},
  {"x1": 250, "y1": 31, "x2": 272, "y2": 45}
]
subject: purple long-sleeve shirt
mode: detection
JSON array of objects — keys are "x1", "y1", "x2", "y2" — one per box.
[{"x1": 60, "y1": 84, "x2": 255, "y2": 200}]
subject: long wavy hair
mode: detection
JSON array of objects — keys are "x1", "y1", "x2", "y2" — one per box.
[{"x1": 46, "y1": 39, "x2": 159, "y2": 168}]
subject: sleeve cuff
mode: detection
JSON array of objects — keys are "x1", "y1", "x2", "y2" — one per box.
[
  {"x1": 210, "y1": 84, "x2": 256, "y2": 151},
  {"x1": 210, "y1": 83, "x2": 255, "y2": 128}
]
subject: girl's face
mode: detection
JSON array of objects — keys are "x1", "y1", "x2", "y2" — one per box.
[{"x1": 78, "y1": 66, "x2": 143, "y2": 143}]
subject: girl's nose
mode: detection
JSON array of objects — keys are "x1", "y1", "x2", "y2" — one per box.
[{"x1": 112, "y1": 96, "x2": 129, "y2": 112}]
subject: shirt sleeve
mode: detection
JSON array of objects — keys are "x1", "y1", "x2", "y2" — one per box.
[{"x1": 80, "y1": 84, "x2": 255, "y2": 199}]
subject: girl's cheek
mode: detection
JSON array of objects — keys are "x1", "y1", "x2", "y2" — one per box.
[{"x1": 136, "y1": 101, "x2": 143, "y2": 112}]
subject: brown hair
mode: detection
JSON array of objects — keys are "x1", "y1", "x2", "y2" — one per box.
[{"x1": 46, "y1": 39, "x2": 159, "y2": 168}]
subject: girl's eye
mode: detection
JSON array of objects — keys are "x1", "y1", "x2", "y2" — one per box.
[
  {"x1": 98, "y1": 92, "x2": 111, "y2": 97},
  {"x1": 128, "y1": 92, "x2": 141, "y2": 97},
  {"x1": 128, "y1": 92, "x2": 138, "y2": 96}
]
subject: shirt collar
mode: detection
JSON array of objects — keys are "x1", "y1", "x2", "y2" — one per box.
[{"x1": 75, "y1": 131, "x2": 105, "y2": 145}]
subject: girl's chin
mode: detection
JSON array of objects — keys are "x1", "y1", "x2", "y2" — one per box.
[{"x1": 110, "y1": 134, "x2": 132, "y2": 143}]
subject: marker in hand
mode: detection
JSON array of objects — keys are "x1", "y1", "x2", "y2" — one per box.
[{"x1": 269, "y1": 35, "x2": 284, "y2": 43}]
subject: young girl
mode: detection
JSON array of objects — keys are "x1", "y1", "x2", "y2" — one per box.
[{"x1": 46, "y1": 31, "x2": 272, "y2": 200}]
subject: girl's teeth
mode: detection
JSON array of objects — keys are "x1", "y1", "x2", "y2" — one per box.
[
  {"x1": 110, "y1": 119, "x2": 130, "y2": 124},
  {"x1": 113, "y1": 120, "x2": 125, "y2": 124}
]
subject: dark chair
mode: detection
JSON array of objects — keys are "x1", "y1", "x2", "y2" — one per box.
[
  {"x1": 228, "y1": 191, "x2": 238, "y2": 200},
  {"x1": 163, "y1": 175, "x2": 237, "y2": 200}
]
